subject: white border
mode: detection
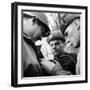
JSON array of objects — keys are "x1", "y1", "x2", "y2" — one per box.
[{"x1": 17, "y1": 5, "x2": 86, "y2": 84}]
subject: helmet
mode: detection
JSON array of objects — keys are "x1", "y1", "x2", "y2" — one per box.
[
  {"x1": 23, "y1": 12, "x2": 49, "y2": 26},
  {"x1": 60, "y1": 14, "x2": 80, "y2": 34},
  {"x1": 23, "y1": 12, "x2": 50, "y2": 37}
]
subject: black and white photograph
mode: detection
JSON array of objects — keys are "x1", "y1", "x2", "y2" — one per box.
[
  {"x1": 22, "y1": 11, "x2": 80, "y2": 77},
  {"x1": 11, "y1": 2, "x2": 88, "y2": 87}
]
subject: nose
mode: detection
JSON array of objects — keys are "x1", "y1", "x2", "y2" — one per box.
[{"x1": 65, "y1": 38, "x2": 73, "y2": 47}]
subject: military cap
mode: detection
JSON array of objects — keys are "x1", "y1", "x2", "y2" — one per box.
[
  {"x1": 23, "y1": 12, "x2": 50, "y2": 37},
  {"x1": 60, "y1": 14, "x2": 80, "y2": 34},
  {"x1": 48, "y1": 30, "x2": 65, "y2": 43}
]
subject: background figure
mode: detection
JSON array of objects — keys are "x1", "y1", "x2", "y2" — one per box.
[
  {"x1": 22, "y1": 12, "x2": 50, "y2": 77},
  {"x1": 41, "y1": 30, "x2": 77, "y2": 75}
]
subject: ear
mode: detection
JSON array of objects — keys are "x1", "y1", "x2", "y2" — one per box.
[{"x1": 73, "y1": 19, "x2": 80, "y2": 30}]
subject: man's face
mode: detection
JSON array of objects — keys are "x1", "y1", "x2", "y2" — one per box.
[
  {"x1": 49, "y1": 40, "x2": 64, "y2": 56},
  {"x1": 64, "y1": 19, "x2": 80, "y2": 48},
  {"x1": 23, "y1": 18, "x2": 42, "y2": 41},
  {"x1": 32, "y1": 24, "x2": 42, "y2": 41}
]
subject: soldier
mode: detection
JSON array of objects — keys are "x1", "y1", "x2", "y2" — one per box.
[
  {"x1": 41, "y1": 30, "x2": 77, "y2": 75},
  {"x1": 63, "y1": 14, "x2": 80, "y2": 74},
  {"x1": 22, "y1": 12, "x2": 50, "y2": 77}
]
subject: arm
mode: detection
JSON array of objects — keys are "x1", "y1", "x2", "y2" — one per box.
[
  {"x1": 51, "y1": 64, "x2": 71, "y2": 75},
  {"x1": 41, "y1": 59, "x2": 71, "y2": 75},
  {"x1": 23, "y1": 40, "x2": 43, "y2": 77}
]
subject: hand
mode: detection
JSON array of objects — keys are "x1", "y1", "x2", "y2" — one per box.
[{"x1": 41, "y1": 60, "x2": 56, "y2": 74}]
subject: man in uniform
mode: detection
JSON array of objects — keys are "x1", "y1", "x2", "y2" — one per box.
[
  {"x1": 63, "y1": 14, "x2": 80, "y2": 74},
  {"x1": 22, "y1": 12, "x2": 50, "y2": 77},
  {"x1": 41, "y1": 30, "x2": 77, "y2": 75}
]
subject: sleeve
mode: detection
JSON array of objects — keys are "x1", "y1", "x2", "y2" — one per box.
[
  {"x1": 59, "y1": 54, "x2": 77, "y2": 74},
  {"x1": 24, "y1": 64, "x2": 43, "y2": 77},
  {"x1": 51, "y1": 64, "x2": 72, "y2": 75},
  {"x1": 23, "y1": 40, "x2": 43, "y2": 77}
]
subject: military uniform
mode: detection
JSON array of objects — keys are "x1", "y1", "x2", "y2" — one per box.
[
  {"x1": 22, "y1": 12, "x2": 50, "y2": 77},
  {"x1": 23, "y1": 33, "x2": 44, "y2": 77}
]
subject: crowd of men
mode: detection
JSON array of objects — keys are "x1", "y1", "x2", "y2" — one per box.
[{"x1": 22, "y1": 12, "x2": 80, "y2": 77}]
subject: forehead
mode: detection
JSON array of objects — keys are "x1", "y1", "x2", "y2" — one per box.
[
  {"x1": 65, "y1": 23, "x2": 74, "y2": 35},
  {"x1": 49, "y1": 40, "x2": 62, "y2": 44}
]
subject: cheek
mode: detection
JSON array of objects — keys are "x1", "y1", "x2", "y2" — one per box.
[
  {"x1": 36, "y1": 28, "x2": 41, "y2": 36},
  {"x1": 23, "y1": 19, "x2": 33, "y2": 33},
  {"x1": 59, "y1": 45, "x2": 64, "y2": 51},
  {"x1": 71, "y1": 38, "x2": 79, "y2": 47},
  {"x1": 50, "y1": 47, "x2": 54, "y2": 54},
  {"x1": 34, "y1": 26, "x2": 42, "y2": 38},
  {"x1": 51, "y1": 47, "x2": 54, "y2": 52},
  {"x1": 24, "y1": 26, "x2": 32, "y2": 33},
  {"x1": 71, "y1": 31, "x2": 80, "y2": 47}
]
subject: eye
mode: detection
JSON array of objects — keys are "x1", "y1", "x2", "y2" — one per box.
[
  {"x1": 65, "y1": 38, "x2": 70, "y2": 44},
  {"x1": 66, "y1": 40, "x2": 70, "y2": 44},
  {"x1": 64, "y1": 32, "x2": 68, "y2": 36},
  {"x1": 50, "y1": 43, "x2": 53, "y2": 47},
  {"x1": 55, "y1": 42, "x2": 60, "y2": 46}
]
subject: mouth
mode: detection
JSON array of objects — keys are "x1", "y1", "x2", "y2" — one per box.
[{"x1": 52, "y1": 50, "x2": 58, "y2": 54}]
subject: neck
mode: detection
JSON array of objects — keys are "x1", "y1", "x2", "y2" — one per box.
[{"x1": 24, "y1": 31, "x2": 36, "y2": 43}]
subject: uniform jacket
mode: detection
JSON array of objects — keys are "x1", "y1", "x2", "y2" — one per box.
[{"x1": 23, "y1": 33, "x2": 43, "y2": 77}]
